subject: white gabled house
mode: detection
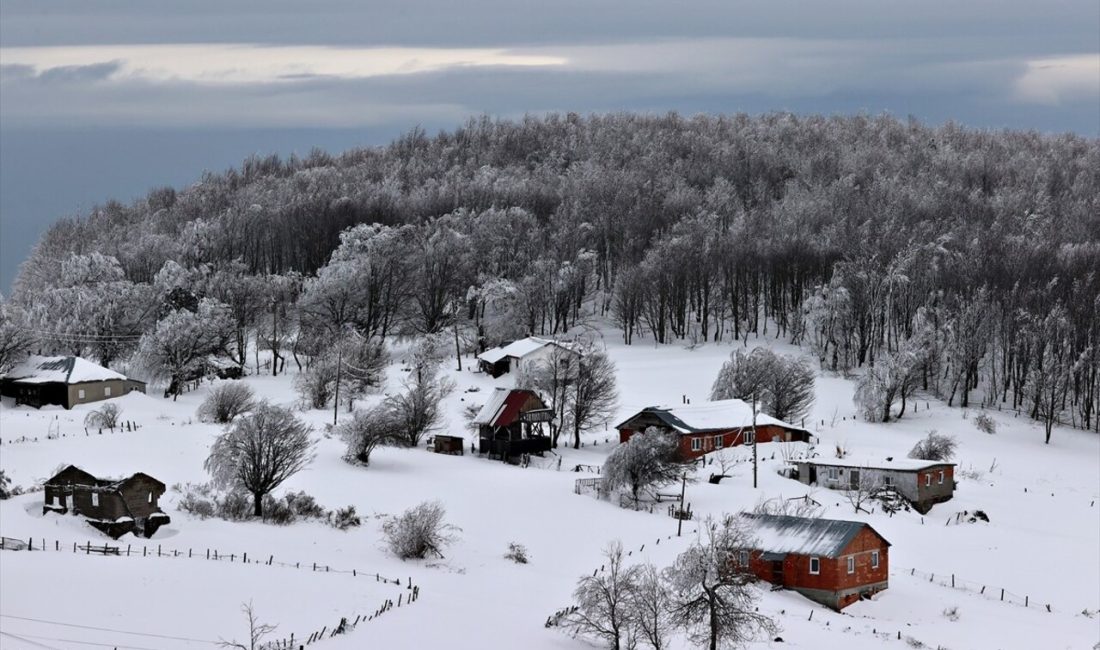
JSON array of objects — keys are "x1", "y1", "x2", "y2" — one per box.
[{"x1": 476, "y1": 337, "x2": 577, "y2": 378}]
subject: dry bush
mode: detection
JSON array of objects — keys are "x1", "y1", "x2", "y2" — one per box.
[{"x1": 383, "y1": 500, "x2": 460, "y2": 560}]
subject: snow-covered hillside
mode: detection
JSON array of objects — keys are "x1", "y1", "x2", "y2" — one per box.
[{"x1": 1, "y1": 333, "x2": 1097, "y2": 649}]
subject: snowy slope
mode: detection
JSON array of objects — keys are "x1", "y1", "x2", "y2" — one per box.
[{"x1": 1, "y1": 332, "x2": 1097, "y2": 649}]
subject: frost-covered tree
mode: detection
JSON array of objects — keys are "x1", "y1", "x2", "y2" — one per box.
[
  {"x1": 0, "y1": 298, "x2": 34, "y2": 373},
  {"x1": 197, "y1": 382, "x2": 257, "y2": 424},
  {"x1": 205, "y1": 403, "x2": 315, "y2": 519},
  {"x1": 136, "y1": 298, "x2": 235, "y2": 399},
  {"x1": 853, "y1": 344, "x2": 924, "y2": 423},
  {"x1": 84, "y1": 403, "x2": 122, "y2": 431},
  {"x1": 711, "y1": 348, "x2": 814, "y2": 423},
  {"x1": 630, "y1": 563, "x2": 673, "y2": 650},
  {"x1": 387, "y1": 362, "x2": 454, "y2": 448},
  {"x1": 517, "y1": 344, "x2": 577, "y2": 448},
  {"x1": 468, "y1": 277, "x2": 527, "y2": 350},
  {"x1": 567, "y1": 347, "x2": 619, "y2": 449},
  {"x1": 602, "y1": 428, "x2": 682, "y2": 504},
  {"x1": 566, "y1": 541, "x2": 639, "y2": 650},
  {"x1": 382, "y1": 500, "x2": 460, "y2": 560},
  {"x1": 666, "y1": 516, "x2": 775, "y2": 650},
  {"x1": 908, "y1": 430, "x2": 958, "y2": 462},
  {"x1": 207, "y1": 261, "x2": 265, "y2": 367},
  {"x1": 338, "y1": 404, "x2": 398, "y2": 465}
]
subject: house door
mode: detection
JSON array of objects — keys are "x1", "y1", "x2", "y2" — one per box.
[
  {"x1": 808, "y1": 466, "x2": 817, "y2": 484},
  {"x1": 771, "y1": 560, "x2": 784, "y2": 583},
  {"x1": 850, "y1": 469, "x2": 861, "y2": 490}
]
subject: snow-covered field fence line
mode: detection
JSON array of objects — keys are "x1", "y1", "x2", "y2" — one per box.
[
  {"x1": 1, "y1": 418, "x2": 143, "y2": 445},
  {"x1": 895, "y1": 566, "x2": 1058, "y2": 613},
  {"x1": 2, "y1": 535, "x2": 424, "y2": 647}
]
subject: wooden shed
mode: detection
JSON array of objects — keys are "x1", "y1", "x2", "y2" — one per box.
[
  {"x1": 1, "y1": 355, "x2": 146, "y2": 409},
  {"x1": 738, "y1": 513, "x2": 890, "y2": 610},
  {"x1": 616, "y1": 399, "x2": 811, "y2": 461},
  {"x1": 44, "y1": 465, "x2": 170, "y2": 539},
  {"x1": 793, "y1": 458, "x2": 956, "y2": 513},
  {"x1": 473, "y1": 388, "x2": 554, "y2": 461}
]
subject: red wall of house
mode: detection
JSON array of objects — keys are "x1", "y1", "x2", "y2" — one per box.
[{"x1": 619, "y1": 424, "x2": 807, "y2": 460}]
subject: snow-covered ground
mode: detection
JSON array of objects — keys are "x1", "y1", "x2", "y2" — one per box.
[{"x1": 1, "y1": 332, "x2": 1097, "y2": 649}]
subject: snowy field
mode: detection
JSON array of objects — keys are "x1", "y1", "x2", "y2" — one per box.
[{"x1": 1, "y1": 332, "x2": 1098, "y2": 649}]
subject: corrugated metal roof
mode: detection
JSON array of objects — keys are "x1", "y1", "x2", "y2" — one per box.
[
  {"x1": 799, "y1": 458, "x2": 954, "y2": 471},
  {"x1": 741, "y1": 513, "x2": 888, "y2": 558},
  {"x1": 472, "y1": 389, "x2": 547, "y2": 427}
]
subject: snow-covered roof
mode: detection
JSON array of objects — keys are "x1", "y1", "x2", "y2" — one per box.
[
  {"x1": 476, "y1": 337, "x2": 573, "y2": 364},
  {"x1": 617, "y1": 399, "x2": 806, "y2": 434},
  {"x1": 2, "y1": 356, "x2": 132, "y2": 385},
  {"x1": 473, "y1": 388, "x2": 513, "y2": 425},
  {"x1": 798, "y1": 457, "x2": 954, "y2": 471},
  {"x1": 741, "y1": 513, "x2": 888, "y2": 558}
]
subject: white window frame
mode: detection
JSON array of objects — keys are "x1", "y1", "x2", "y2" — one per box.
[
  {"x1": 938, "y1": 470, "x2": 945, "y2": 485},
  {"x1": 691, "y1": 438, "x2": 702, "y2": 452},
  {"x1": 744, "y1": 429, "x2": 755, "y2": 445},
  {"x1": 809, "y1": 557, "x2": 820, "y2": 575},
  {"x1": 90, "y1": 492, "x2": 99, "y2": 507},
  {"x1": 925, "y1": 473, "x2": 932, "y2": 487},
  {"x1": 77, "y1": 389, "x2": 86, "y2": 399},
  {"x1": 148, "y1": 492, "x2": 153, "y2": 504},
  {"x1": 713, "y1": 435, "x2": 723, "y2": 449},
  {"x1": 827, "y1": 467, "x2": 839, "y2": 481},
  {"x1": 104, "y1": 386, "x2": 112, "y2": 397},
  {"x1": 847, "y1": 556, "x2": 855, "y2": 574},
  {"x1": 871, "y1": 550, "x2": 880, "y2": 569}
]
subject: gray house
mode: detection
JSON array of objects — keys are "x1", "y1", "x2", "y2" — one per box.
[
  {"x1": 792, "y1": 458, "x2": 955, "y2": 513},
  {"x1": 1, "y1": 355, "x2": 146, "y2": 409}
]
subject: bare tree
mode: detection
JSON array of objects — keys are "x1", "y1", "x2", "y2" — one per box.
[
  {"x1": 338, "y1": 404, "x2": 398, "y2": 465},
  {"x1": 197, "y1": 382, "x2": 256, "y2": 424},
  {"x1": 566, "y1": 541, "x2": 639, "y2": 650},
  {"x1": 629, "y1": 563, "x2": 672, "y2": 650},
  {"x1": 0, "y1": 298, "x2": 35, "y2": 373},
  {"x1": 205, "y1": 403, "x2": 315, "y2": 518},
  {"x1": 602, "y1": 428, "x2": 683, "y2": 504},
  {"x1": 908, "y1": 430, "x2": 958, "y2": 461},
  {"x1": 666, "y1": 515, "x2": 775, "y2": 650},
  {"x1": 84, "y1": 403, "x2": 122, "y2": 431},
  {"x1": 517, "y1": 344, "x2": 577, "y2": 448},
  {"x1": 218, "y1": 601, "x2": 276, "y2": 650},
  {"x1": 388, "y1": 364, "x2": 454, "y2": 448},
  {"x1": 382, "y1": 500, "x2": 460, "y2": 560},
  {"x1": 844, "y1": 472, "x2": 883, "y2": 514},
  {"x1": 569, "y1": 348, "x2": 619, "y2": 449}
]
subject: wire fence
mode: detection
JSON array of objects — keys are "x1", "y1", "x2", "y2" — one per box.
[
  {"x1": 2, "y1": 535, "x2": 422, "y2": 648},
  {"x1": 1, "y1": 418, "x2": 146, "y2": 446},
  {"x1": 895, "y1": 565, "x2": 1062, "y2": 613}
]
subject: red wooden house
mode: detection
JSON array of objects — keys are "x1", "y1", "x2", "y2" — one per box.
[
  {"x1": 738, "y1": 513, "x2": 890, "y2": 610},
  {"x1": 473, "y1": 388, "x2": 554, "y2": 461},
  {"x1": 615, "y1": 399, "x2": 811, "y2": 460}
]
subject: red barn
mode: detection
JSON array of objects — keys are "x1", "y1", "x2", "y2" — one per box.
[
  {"x1": 615, "y1": 399, "x2": 810, "y2": 460},
  {"x1": 739, "y1": 513, "x2": 890, "y2": 610}
]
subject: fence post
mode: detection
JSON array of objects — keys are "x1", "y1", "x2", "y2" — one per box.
[
  {"x1": 243, "y1": 552, "x2": 247, "y2": 563},
  {"x1": 1000, "y1": 588, "x2": 1004, "y2": 601},
  {"x1": 951, "y1": 574, "x2": 955, "y2": 588}
]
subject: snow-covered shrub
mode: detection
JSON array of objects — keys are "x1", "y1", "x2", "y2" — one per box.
[
  {"x1": 262, "y1": 494, "x2": 296, "y2": 525},
  {"x1": 382, "y1": 500, "x2": 460, "y2": 560},
  {"x1": 197, "y1": 382, "x2": 256, "y2": 423},
  {"x1": 908, "y1": 430, "x2": 957, "y2": 462},
  {"x1": 84, "y1": 403, "x2": 122, "y2": 430},
  {"x1": 338, "y1": 405, "x2": 398, "y2": 465},
  {"x1": 0, "y1": 470, "x2": 12, "y2": 499},
  {"x1": 329, "y1": 506, "x2": 361, "y2": 531},
  {"x1": 284, "y1": 491, "x2": 326, "y2": 519},
  {"x1": 295, "y1": 359, "x2": 338, "y2": 409},
  {"x1": 753, "y1": 495, "x2": 823, "y2": 519},
  {"x1": 504, "y1": 542, "x2": 529, "y2": 564},
  {"x1": 217, "y1": 491, "x2": 253, "y2": 521},
  {"x1": 973, "y1": 412, "x2": 997, "y2": 435}
]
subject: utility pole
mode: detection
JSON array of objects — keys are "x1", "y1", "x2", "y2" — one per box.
[
  {"x1": 677, "y1": 472, "x2": 687, "y2": 537},
  {"x1": 752, "y1": 391, "x2": 759, "y2": 489},
  {"x1": 333, "y1": 341, "x2": 343, "y2": 427}
]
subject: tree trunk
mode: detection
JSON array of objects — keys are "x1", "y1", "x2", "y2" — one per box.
[{"x1": 253, "y1": 492, "x2": 264, "y2": 518}]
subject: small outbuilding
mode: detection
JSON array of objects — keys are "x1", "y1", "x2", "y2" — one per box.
[
  {"x1": 43, "y1": 465, "x2": 169, "y2": 539},
  {"x1": 1, "y1": 355, "x2": 146, "y2": 409},
  {"x1": 792, "y1": 458, "x2": 955, "y2": 513},
  {"x1": 476, "y1": 337, "x2": 577, "y2": 378},
  {"x1": 615, "y1": 399, "x2": 811, "y2": 461},
  {"x1": 473, "y1": 388, "x2": 554, "y2": 461},
  {"x1": 739, "y1": 513, "x2": 890, "y2": 610}
]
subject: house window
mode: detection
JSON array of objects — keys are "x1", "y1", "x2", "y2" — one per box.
[
  {"x1": 925, "y1": 473, "x2": 932, "y2": 487},
  {"x1": 883, "y1": 475, "x2": 894, "y2": 487},
  {"x1": 90, "y1": 492, "x2": 99, "y2": 507},
  {"x1": 714, "y1": 435, "x2": 723, "y2": 449},
  {"x1": 847, "y1": 556, "x2": 856, "y2": 574},
  {"x1": 739, "y1": 550, "x2": 749, "y2": 566},
  {"x1": 78, "y1": 389, "x2": 86, "y2": 399},
  {"x1": 691, "y1": 438, "x2": 702, "y2": 452},
  {"x1": 744, "y1": 430, "x2": 755, "y2": 445},
  {"x1": 871, "y1": 551, "x2": 880, "y2": 569},
  {"x1": 827, "y1": 467, "x2": 839, "y2": 481},
  {"x1": 104, "y1": 386, "x2": 112, "y2": 397},
  {"x1": 938, "y1": 470, "x2": 945, "y2": 485},
  {"x1": 809, "y1": 557, "x2": 820, "y2": 574}
]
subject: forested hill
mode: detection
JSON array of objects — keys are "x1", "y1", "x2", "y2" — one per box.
[{"x1": 4, "y1": 113, "x2": 1099, "y2": 432}]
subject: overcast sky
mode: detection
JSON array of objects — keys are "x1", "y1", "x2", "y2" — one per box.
[{"x1": 1, "y1": 0, "x2": 1098, "y2": 289}]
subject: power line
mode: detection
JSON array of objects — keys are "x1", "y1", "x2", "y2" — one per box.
[
  {"x1": 0, "y1": 630, "x2": 62, "y2": 650},
  {"x1": 0, "y1": 614, "x2": 220, "y2": 644},
  {"x1": 6, "y1": 632, "x2": 164, "y2": 650}
]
